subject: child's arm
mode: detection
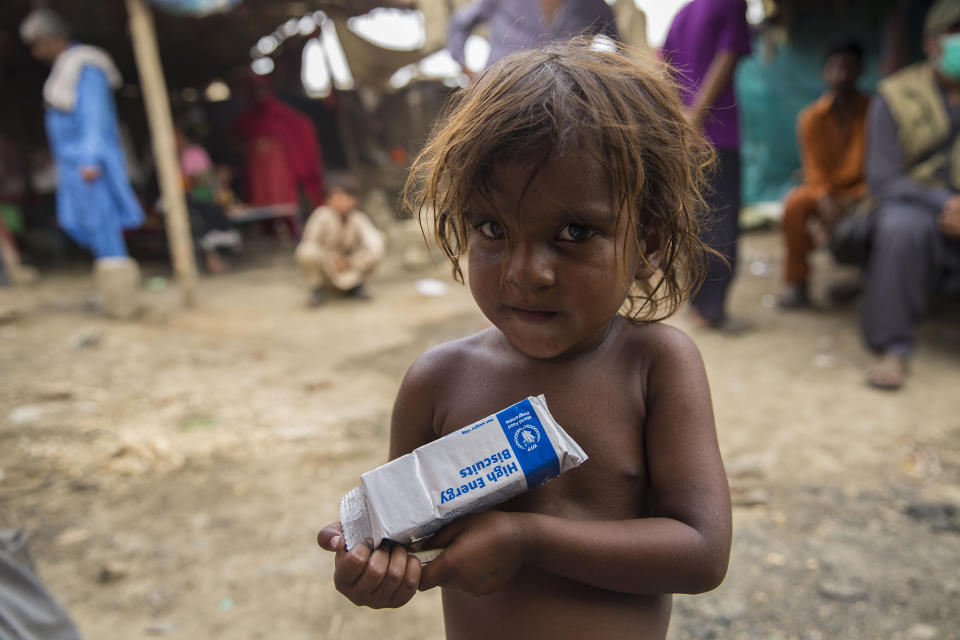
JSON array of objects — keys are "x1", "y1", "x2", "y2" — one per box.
[
  {"x1": 419, "y1": 330, "x2": 731, "y2": 597},
  {"x1": 318, "y1": 349, "x2": 447, "y2": 608}
]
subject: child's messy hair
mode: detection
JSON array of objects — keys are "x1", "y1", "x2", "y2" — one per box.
[{"x1": 403, "y1": 39, "x2": 714, "y2": 323}]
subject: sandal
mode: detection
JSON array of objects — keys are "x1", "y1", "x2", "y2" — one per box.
[{"x1": 777, "y1": 284, "x2": 811, "y2": 310}]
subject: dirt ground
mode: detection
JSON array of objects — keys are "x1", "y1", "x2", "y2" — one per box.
[{"x1": 2, "y1": 227, "x2": 959, "y2": 640}]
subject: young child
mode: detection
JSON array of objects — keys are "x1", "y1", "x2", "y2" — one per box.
[
  {"x1": 294, "y1": 172, "x2": 385, "y2": 305},
  {"x1": 317, "y1": 41, "x2": 731, "y2": 638}
]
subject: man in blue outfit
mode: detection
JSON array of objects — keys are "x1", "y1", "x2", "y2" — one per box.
[
  {"x1": 446, "y1": 0, "x2": 618, "y2": 80},
  {"x1": 21, "y1": 9, "x2": 144, "y2": 317}
]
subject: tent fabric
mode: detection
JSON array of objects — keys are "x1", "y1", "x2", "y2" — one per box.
[
  {"x1": 614, "y1": 0, "x2": 648, "y2": 50},
  {"x1": 232, "y1": 84, "x2": 326, "y2": 206},
  {"x1": 736, "y1": 3, "x2": 886, "y2": 204},
  {"x1": 149, "y1": 0, "x2": 241, "y2": 17},
  {"x1": 329, "y1": 1, "x2": 452, "y2": 88}
]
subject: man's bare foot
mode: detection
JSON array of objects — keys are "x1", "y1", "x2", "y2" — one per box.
[
  {"x1": 204, "y1": 252, "x2": 229, "y2": 274},
  {"x1": 867, "y1": 353, "x2": 908, "y2": 390}
]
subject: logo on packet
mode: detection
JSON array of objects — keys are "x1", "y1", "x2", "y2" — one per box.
[{"x1": 514, "y1": 425, "x2": 541, "y2": 452}]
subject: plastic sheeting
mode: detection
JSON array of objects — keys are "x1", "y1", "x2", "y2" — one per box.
[
  {"x1": 736, "y1": 4, "x2": 886, "y2": 204},
  {"x1": 330, "y1": 3, "x2": 453, "y2": 88},
  {"x1": 614, "y1": 0, "x2": 648, "y2": 50},
  {"x1": 149, "y1": 0, "x2": 241, "y2": 17}
]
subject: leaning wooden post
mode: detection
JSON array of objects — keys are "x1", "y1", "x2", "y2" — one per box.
[{"x1": 125, "y1": 0, "x2": 197, "y2": 306}]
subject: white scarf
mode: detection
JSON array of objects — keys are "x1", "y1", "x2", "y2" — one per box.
[{"x1": 44, "y1": 44, "x2": 123, "y2": 112}]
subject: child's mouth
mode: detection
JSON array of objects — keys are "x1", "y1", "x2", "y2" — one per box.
[{"x1": 509, "y1": 307, "x2": 557, "y2": 324}]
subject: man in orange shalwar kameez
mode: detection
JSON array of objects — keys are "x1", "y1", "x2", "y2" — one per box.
[{"x1": 779, "y1": 42, "x2": 868, "y2": 308}]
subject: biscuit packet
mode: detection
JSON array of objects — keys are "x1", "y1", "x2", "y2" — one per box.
[{"x1": 339, "y1": 395, "x2": 587, "y2": 553}]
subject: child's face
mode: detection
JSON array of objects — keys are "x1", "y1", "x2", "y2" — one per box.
[
  {"x1": 466, "y1": 152, "x2": 645, "y2": 359},
  {"x1": 328, "y1": 189, "x2": 358, "y2": 217}
]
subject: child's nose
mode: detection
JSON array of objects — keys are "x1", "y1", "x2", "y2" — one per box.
[{"x1": 504, "y1": 243, "x2": 556, "y2": 289}]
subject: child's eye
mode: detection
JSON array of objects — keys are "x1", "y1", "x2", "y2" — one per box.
[
  {"x1": 476, "y1": 220, "x2": 504, "y2": 239},
  {"x1": 556, "y1": 223, "x2": 595, "y2": 242}
]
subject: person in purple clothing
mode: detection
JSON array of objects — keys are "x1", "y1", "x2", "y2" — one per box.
[
  {"x1": 663, "y1": 0, "x2": 752, "y2": 332},
  {"x1": 446, "y1": 0, "x2": 619, "y2": 80}
]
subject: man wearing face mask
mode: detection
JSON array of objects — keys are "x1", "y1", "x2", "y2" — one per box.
[{"x1": 860, "y1": 0, "x2": 960, "y2": 390}]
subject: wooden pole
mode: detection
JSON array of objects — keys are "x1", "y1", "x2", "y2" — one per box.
[{"x1": 125, "y1": 0, "x2": 197, "y2": 306}]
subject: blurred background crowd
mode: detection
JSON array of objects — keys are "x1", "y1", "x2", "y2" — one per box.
[
  {"x1": 1, "y1": 1, "x2": 959, "y2": 638},
  {"x1": 1, "y1": 0, "x2": 956, "y2": 388}
]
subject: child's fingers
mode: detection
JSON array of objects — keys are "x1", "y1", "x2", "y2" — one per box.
[
  {"x1": 333, "y1": 543, "x2": 372, "y2": 592},
  {"x1": 378, "y1": 543, "x2": 410, "y2": 594},
  {"x1": 317, "y1": 522, "x2": 343, "y2": 551},
  {"x1": 426, "y1": 517, "x2": 468, "y2": 549},
  {"x1": 377, "y1": 544, "x2": 415, "y2": 605},
  {"x1": 349, "y1": 546, "x2": 392, "y2": 596},
  {"x1": 418, "y1": 551, "x2": 453, "y2": 591},
  {"x1": 389, "y1": 553, "x2": 422, "y2": 607},
  {"x1": 419, "y1": 520, "x2": 473, "y2": 591}
]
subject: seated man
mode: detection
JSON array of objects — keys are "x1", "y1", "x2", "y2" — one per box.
[
  {"x1": 779, "y1": 41, "x2": 869, "y2": 308},
  {"x1": 294, "y1": 173, "x2": 385, "y2": 306},
  {"x1": 862, "y1": 0, "x2": 960, "y2": 390}
]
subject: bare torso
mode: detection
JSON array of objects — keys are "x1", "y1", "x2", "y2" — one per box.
[{"x1": 421, "y1": 318, "x2": 675, "y2": 639}]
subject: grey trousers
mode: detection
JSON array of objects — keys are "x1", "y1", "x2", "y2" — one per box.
[
  {"x1": 692, "y1": 149, "x2": 742, "y2": 323},
  {"x1": 0, "y1": 530, "x2": 83, "y2": 640},
  {"x1": 862, "y1": 201, "x2": 960, "y2": 355}
]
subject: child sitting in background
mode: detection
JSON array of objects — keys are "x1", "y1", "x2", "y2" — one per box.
[
  {"x1": 295, "y1": 172, "x2": 385, "y2": 306},
  {"x1": 317, "y1": 41, "x2": 731, "y2": 639},
  {"x1": 174, "y1": 125, "x2": 241, "y2": 274}
]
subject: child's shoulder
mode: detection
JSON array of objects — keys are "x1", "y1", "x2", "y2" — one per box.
[
  {"x1": 306, "y1": 204, "x2": 334, "y2": 220},
  {"x1": 620, "y1": 319, "x2": 702, "y2": 363},
  {"x1": 391, "y1": 328, "x2": 501, "y2": 446},
  {"x1": 618, "y1": 320, "x2": 709, "y2": 403},
  {"x1": 615, "y1": 320, "x2": 707, "y2": 393},
  {"x1": 402, "y1": 327, "x2": 501, "y2": 389}
]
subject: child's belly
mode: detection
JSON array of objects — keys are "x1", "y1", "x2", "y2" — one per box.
[{"x1": 441, "y1": 569, "x2": 672, "y2": 640}]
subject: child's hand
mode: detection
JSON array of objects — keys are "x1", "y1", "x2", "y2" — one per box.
[
  {"x1": 317, "y1": 523, "x2": 422, "y2": 609},
  {"x1": 419, "y1": 511, "x2": 525, "y2": 596}
]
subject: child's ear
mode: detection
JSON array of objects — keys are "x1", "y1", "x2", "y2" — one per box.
[{"x1": 635, "y1": 230, "x2": 665, "y2": 280}]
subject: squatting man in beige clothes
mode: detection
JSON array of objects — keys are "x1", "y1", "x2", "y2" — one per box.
[{"x1": 295, "y1": 173, "x2": 385, "y2": 306}]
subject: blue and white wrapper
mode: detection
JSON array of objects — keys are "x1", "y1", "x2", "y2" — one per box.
[{"x1": 339, "y1": 395, "x2": 587, "y2": 550}]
